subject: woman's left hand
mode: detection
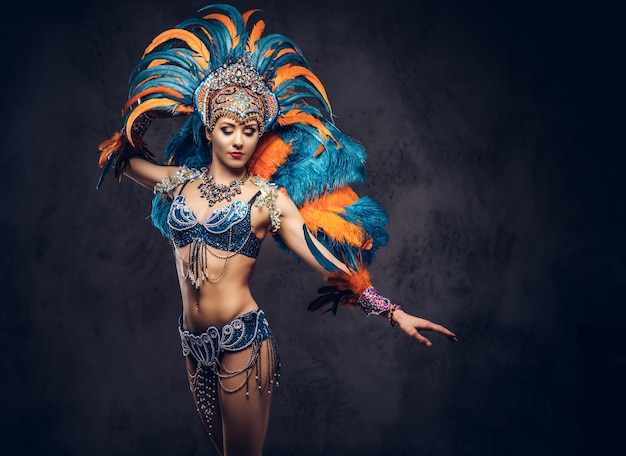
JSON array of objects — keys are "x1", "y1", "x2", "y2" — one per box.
[{"x1": 391, "y1": 309, "x2": 457, "y2": 347}]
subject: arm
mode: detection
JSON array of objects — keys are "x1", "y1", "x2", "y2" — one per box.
[
  {"x1": 274, "y1": 191, "x2": 349, "y2": 280},
  {"x1": 275, "y1": 191, "x2": 457, "y2": 346},
  {"x1": 124, "y1": 158, "x2": 180, "y2": 191}
]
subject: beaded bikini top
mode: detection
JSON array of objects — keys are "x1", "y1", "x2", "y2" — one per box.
[
  {"x1": 156, "y1": 167, "x2": 282, "y2": 287},
  {"x1": 168, "y1": 191, "x2": 262, "y2": 258}
]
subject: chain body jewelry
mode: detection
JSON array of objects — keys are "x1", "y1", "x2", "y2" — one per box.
[
  {"x1": 179, "y1": 310, "x2": 280, "y2": 436},
  {"x1": 175, "y1": 227, "x2": 254, "y2": 288}
]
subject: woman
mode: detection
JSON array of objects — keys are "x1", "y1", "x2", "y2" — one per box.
[{"x1": 98, "y1": 4, "x2": 456, "y2": 455}]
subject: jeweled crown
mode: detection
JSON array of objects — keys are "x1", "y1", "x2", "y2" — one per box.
[{"x1": 194, "y1": 58, "x2": 278, "y2": 132}]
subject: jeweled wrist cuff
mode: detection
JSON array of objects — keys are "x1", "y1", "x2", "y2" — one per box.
[
  {"x1": 358, "y1": 286, "x2": 390, "y2": 315},
  {"x1": 358, "y1": 286, "x2": 401, "y2": 326},
  {"x1": 129, "y1": 113, "x2": 154, "y2": 142},
  {"x1": 358, "y1": 286, "x2": 392, "y2": 315}
]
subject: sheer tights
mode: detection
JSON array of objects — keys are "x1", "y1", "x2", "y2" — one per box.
[{"x1": 186, "y1": 338, "x2": 278, "y2": 456}]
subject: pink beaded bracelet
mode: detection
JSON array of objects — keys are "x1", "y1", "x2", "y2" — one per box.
[{"x1": 387, "y1": 304, "x2": 401, "y2": 327}]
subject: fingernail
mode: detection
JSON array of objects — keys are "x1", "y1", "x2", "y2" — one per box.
[{"x1": 452, "y1": 336, "x2": 458, "y2": 342}]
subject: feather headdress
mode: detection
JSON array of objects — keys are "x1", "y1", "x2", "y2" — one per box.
[{"x1": 98, "y1": 4, "x2": 389, "y2": 310}]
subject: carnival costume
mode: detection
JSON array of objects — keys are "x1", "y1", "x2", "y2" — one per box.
[{"x1": 97, "y1": 2, "x2": 400, "y2": 442}]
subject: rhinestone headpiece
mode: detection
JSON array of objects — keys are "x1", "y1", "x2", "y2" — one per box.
[{"x1": 194, "y1": 58, "x2": 278, "y2": 134}]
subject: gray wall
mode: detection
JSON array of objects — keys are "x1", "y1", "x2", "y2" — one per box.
[{"x1": 1, "y1": 0, "x2": 624, "y2": 454}]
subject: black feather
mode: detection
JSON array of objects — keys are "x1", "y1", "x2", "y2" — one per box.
[{"x1": 307, "y1": 286, "x2": 353, "y2": 315}]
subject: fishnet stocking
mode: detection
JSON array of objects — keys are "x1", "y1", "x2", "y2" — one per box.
[{"x1": 186, "y1": 337, "x2": 279, "y2": 456}]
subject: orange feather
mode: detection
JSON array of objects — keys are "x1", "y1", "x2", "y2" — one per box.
[
  {"x1": 245, "y1": 19, "x2": 265, "y2": 54},
  {"x1": 299, "y1": 187, "x2": 366, "y2": 248},
  {"x1": 132, "y1": 75, "x2": 161, "y2": 89},
  {"x1": 143, "y1": 29, "x2": 210, "y2": 70},
  {"x1": 314, "y1": 144, "x2": 325, "y2": 156},
  {"x1": 248, "y1": 133, "x2": 292, "y2": 179},
  {"x1": 276, "y1": 48, "x2": 299, "y2": 59},
  {"x1": 147, "y1": 58, "x2": 168, "y2": 67},
  {"x1": 328, "y1": 267, "x2": 373, "y2": 301},
  {"x1": 242, "y1": 9, "x2": 261, "y2": 25},
  {"x1": 203, "y1": 13, "x2": 238, "y2": 47},
  {"x1": 263, "y1": 48, "x2": 300, "y2": 59},
  {"x1": 97, "y1": 132, "x2": 126, "y2": 168},
  {"x1": 146, "y1": 49, "x2": 199, "y2": 69},
  {"x1": 307, "y1": 186, "x2": 360, "y2": 208},
  {"x1": 274, "y1": 65, "x2": 332, "y2": 115},
  {"x1": 263, "y1": 48, "x2": 302, "y2": 58},
  {"x1": 277, "y1": 110, "x2": 335, "y2": 142},
  {"x1": 123, "y1": 87, "x2": 185, "y2": 114},
  {"x1": 304, "y1": 211, "x2": 364, "y2": 247}
]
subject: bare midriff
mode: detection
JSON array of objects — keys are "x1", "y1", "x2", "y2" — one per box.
[{"x1": 175, "y1": 249, "x2": 261, "y2": 332}]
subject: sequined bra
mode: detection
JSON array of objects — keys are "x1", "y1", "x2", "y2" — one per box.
[
  {"x1": 167, "y1": 191, "x2": 262, "y2": 259},
  {"x1": 155, "y1": 167, "x2": 282, "y2": 287}
]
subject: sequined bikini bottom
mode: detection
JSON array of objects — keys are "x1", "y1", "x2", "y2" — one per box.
[
  {"x1": 179, "y1": 309, "x2": 280, "y2": 435},
  {"x1": 178, "y1": 309, "x2": 272, "y2": 366}
]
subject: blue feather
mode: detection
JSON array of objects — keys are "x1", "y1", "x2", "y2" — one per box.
[{"x1": 95, "y1": 152, "x2": 117, "y2": 190}]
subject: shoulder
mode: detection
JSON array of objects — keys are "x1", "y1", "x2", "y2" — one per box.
[
  {"x1": 250, "y1": 176, "x2": 283, "y2": 232},
  {"x1": 250, "y1": 175, "x2": 279, "y2": 193},
  {"x1": 154, "y1": 166, "x2": 206, "y2": 197}
]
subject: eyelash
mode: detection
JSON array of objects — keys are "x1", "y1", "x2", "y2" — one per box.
[{"x1": 220, "y1": 128, "x2": 257, "y2": 136}]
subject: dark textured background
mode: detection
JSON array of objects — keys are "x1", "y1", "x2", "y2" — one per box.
[{"x1": 1, "y1": 0, "x2": 624, "y2": 455}]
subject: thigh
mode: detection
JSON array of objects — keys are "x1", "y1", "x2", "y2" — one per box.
[{"x1": 217, "y1": 338, "x2": 279, "y2": 455}]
